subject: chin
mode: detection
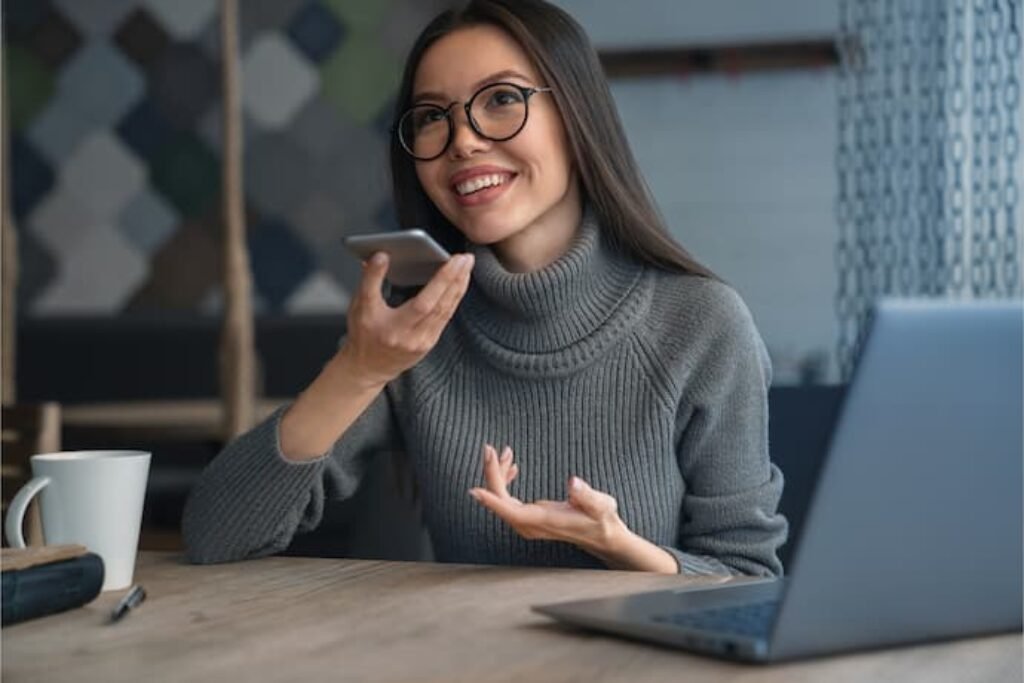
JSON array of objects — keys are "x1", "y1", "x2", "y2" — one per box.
[{"x1": 450, "y1": 213, "x2": 522, "y2": 246}]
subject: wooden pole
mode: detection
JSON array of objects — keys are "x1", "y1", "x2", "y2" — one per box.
[
  {"x1": 219, "y1": 0, "x2": 256, "y2": 438},
  {"x1": 2, "y1": 42, "x2": 17, "y2": 405}
]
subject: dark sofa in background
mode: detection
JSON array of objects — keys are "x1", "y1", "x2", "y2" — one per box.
[{"x1": 16, "y1": 315, "x2": 843, "y2": 569}]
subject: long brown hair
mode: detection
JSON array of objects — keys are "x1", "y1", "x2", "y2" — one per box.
[{"x1": 390, "y1": 0, "x2": 716, "y2": 278}]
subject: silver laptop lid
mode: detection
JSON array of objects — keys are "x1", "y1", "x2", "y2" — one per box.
[{"x1": 770, "y1": 299, "x2": 1023, "y2": 659}]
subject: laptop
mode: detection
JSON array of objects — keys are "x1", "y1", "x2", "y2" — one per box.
[{"x1": 533, "y1": 299, "x2": 1023, "y2": 662}]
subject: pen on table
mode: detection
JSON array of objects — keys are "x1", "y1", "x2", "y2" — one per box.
[{"x1": 110, "y1": 585, "x2": 147, "y2": 623}]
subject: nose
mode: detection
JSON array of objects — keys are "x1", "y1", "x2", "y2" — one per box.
[{"x1": 448, "y1": 107, "x2": 490, "y2": 159}]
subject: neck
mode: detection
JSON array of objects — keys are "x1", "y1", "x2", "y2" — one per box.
[
  {"x1": 460, "y1": 206, "x2": 652, "y2": 364},
  {"x1": 491, "y1": 181, "x2": 582, "y2": 273}
]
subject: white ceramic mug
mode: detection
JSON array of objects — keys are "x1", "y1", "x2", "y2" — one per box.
[{"x1": 4, "y1": 450, "x2": 151, "y2": 591}]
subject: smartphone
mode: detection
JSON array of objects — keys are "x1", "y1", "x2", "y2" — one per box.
[{"x1": 343, "y1": 228, "x2": 452, "y2": 287}]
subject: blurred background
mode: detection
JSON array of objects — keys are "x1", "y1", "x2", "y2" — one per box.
[{"x1": 1, "y1": 0, "x2": 1020, "y2": 558}]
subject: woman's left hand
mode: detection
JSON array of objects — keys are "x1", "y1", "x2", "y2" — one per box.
[{"x1": 467, "y1": 444, "x2": 629, "y2": 559}]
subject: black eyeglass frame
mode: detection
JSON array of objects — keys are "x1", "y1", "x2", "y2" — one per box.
[{"x1": 395, "y1": 82, "x2": 554, "y2": 161}]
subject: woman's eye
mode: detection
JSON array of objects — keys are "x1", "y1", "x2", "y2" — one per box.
[
  {"x1": 415, "y1": 109, "x2": 447, "y2": 129},
  {"x1": 487, "y1": 89, "x2": 525, "y2": 108}
]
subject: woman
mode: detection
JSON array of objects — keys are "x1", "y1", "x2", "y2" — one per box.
[{"x1": 183, "y1": 0, "x2": 787, "y2": 576}]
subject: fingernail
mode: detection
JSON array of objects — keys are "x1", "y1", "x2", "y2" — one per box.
[
  {"x1": 569, "y1": 476, "x2": 582, "y2": 492},
  {"x1": 372, "y1": 252, "x2": 387, "y2": 265},
  {"x1": 468, "y1": 489, "x2": 480, "y2": 500}
]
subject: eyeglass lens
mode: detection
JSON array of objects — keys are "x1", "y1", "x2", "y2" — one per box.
[{"x1": 399, "y1": 83, "x2": 532, "y2": 160}]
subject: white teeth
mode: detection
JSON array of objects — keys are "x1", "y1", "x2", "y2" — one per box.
[{"x1": 455, "y1": 174, "x2": 509, "y2": 196}]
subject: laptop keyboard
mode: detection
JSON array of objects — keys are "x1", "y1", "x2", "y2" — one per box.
[{"x1": 651, "y1": 599, "x2": 780, "y2": 638}]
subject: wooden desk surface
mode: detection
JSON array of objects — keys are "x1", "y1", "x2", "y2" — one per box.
[{"x1": 2, "y1": 553, "x2": 1021, "y2": 683}]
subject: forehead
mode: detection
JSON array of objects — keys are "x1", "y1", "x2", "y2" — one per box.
[{"x1": 413, "y1": 24, "x2": 542, "y2": 96}]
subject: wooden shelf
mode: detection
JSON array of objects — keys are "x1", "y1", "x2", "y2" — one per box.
[
  {"x1": 599, "y1": 38, "x2": 838, "y2": 78},
  {"x1": 61, "y1": 398, "x2": 287, "y2": 442}
]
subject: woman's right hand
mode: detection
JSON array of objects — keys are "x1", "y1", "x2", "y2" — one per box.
[{"x1": 337, "y1": 251, "x2": 475, "y2": 389}]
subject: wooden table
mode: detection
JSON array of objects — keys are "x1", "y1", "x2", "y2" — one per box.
[{"x1": 2, "y1": 553, "x2": 1021, "y2": 682}]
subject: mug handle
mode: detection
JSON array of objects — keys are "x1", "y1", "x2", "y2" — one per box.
[{"x1": 5, "y1": 476, "x2": 51, "y2": 548}]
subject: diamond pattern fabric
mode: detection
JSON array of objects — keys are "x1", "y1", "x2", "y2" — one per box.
[
  {"x1": 142, "y1": 0, "x2": 218, "y2": 40},
  {"x1": 6, "y1": 0, "x2": 418, "y2": 315},
  {"x1": 11, "y1": 135, "x2": 56, "y2": 221},
  {"x1": 246, "y1": 132, "x2": 315, "y2": 217},
  {"x1": 325, "y1": 0, "x2": 392, "y2": 32},
  {"x1": 320, "y1": 33, "x2": 400, "y2": 125},
  {"x1": 149, "y1": 43, "x2": 219, "y2": 128},
  {"x1": 247, "y1": 219, "x2": 316, "y2": 308},
  {"x1": 59, "y1": 43, "x2": 144, "y2": 126},
  {"x1": 53, "y1": 0, "x2": 134, "y2": 37},
  {"x1": 26, "y1": 8, "x2": 83, "y2": 69},
  {"x1": 114, "y1": 8, "x2": 171, "y2": 68},
  {"x1": 242, "y1": 33, "x2": 319, "y2": 129},
  {"x1": 287, "y1": 2, "x2": 346, "y2": 64},
  {"x1": 61, "y1": 132, "x2": 146, "y2": 218},
  {"x1": 7, "y1": 45, "x2": 56, "y2": 131},
  {"x1": 149, "y1": 132, "x2": 220, "y2": 218},
  {"x1": 28, "y1": 90, "x2": 96, "y2": 165},
  {"x1": 287, "y1": 272, "x2": 351, "y2": 313},
  {"x1": 116, "y1": 98, "x2": 179, "y2": 162},
  {"x1": 15, "y1": 229, "x2": 58, "y2": 310},
  {"x1": 33, "y1": 224, "x2": 148, "y2": 314},
  {"x1": 28, "y1": 187, "x2": 99, "y2": 254},
  {"x1": 119, "y1": 188, "x2": 181, "y2": 254}
]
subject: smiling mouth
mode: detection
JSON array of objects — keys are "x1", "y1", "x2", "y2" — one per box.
[{"x1": 454, "y1": 173, "x2": 515, "y2": 197}]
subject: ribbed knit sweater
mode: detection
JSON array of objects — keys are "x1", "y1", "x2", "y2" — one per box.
[{"x1": 182, "y1": 213, "x2": 788, "y2": 576}]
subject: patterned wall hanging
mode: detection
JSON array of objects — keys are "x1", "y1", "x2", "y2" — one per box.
[{"x1": 836, "y1": 0, "x2": 1022, "y2": 378}]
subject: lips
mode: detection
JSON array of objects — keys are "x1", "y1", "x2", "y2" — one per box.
[{"x1": 449, "y1": 165, "x2": 517, "y2": 196}]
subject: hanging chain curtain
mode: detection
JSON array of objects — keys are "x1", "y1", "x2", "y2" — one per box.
[{"x1": 836, "y1": 0, "x2": 1023, "y2": 379}]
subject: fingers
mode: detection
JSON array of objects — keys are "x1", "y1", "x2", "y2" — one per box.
[
  {"x1": 355, "y1": 253, "x2": 390, "y2": 313},
  {"x1": 566, "y1": 476, "x2": 617, "y2": 518},
  {"x1": 398, "y1": 254, "x2": 474, "y2": 328},
  {"x1": 481, "y1": 445, "x2": 506, "y2": 494},
  {"x1": 481, "y1": 444, "x2": 517, "y2": 496},
  {"x1": 348, "y1": 251, "x2": 471, "y2": 373},
  {"x1": 467, "y1": 490, "x2": 578, "y2": 542},
  {"x1": 498, "y1": 445, "x2": 514, "y2": 473},
  {"x1": 470, "y1": 474, "x2": 622, "y2": 548},
  {"x1": 497, "y1": 445, "x2": 517, "y2": 485},
  {"x1": 468, "y1": 488, "x2": 532, "y2": 521},
  {"x1": 412, "y1": 260, "x2": 473, "y2": 336}
]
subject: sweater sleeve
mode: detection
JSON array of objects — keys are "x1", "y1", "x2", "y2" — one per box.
[
  {"x1": 662, "y1": 281, "x2": 788, "y2": 577},
  {"x1": 181, "y1": 387, "x2": 402, "y2": 564}
]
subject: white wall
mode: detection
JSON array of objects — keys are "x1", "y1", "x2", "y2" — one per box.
[{"x1": 554, "y1": 1, "x2": 841, "y2": 383}]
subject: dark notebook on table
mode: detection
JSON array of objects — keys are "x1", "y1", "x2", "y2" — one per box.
[
  {"x1": 2, "y1": 545, "x2": 105, "y2": 625},
  {"x1": 534, "y1": 299, "x2": 1023, "y2": 662}
]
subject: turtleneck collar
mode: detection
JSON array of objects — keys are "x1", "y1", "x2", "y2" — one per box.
[{"x1": 455, "y1": 209, "x2": 652, "y2": 375}]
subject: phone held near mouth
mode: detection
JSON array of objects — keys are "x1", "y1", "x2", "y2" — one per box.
[{"x1": 343, "y1": 229, "x2": 452, "y2": 287}]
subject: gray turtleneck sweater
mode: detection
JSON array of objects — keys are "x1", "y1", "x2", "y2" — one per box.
[{"x1": 182, "y1": 215, "x2": 787, "y2": 576}]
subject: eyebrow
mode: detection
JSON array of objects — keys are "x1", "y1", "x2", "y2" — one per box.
[{"x1": 412, "y1": 69, "x2": 536, "y2": 104}]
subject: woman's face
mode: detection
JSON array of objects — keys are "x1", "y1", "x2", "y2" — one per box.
[{"x1": 411, "y1": 24, "x2": 580, "y2": 253}]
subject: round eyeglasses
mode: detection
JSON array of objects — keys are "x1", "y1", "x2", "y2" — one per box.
[{"x1": 396, "y1": 82, "x2": 553, "y2": 161}]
